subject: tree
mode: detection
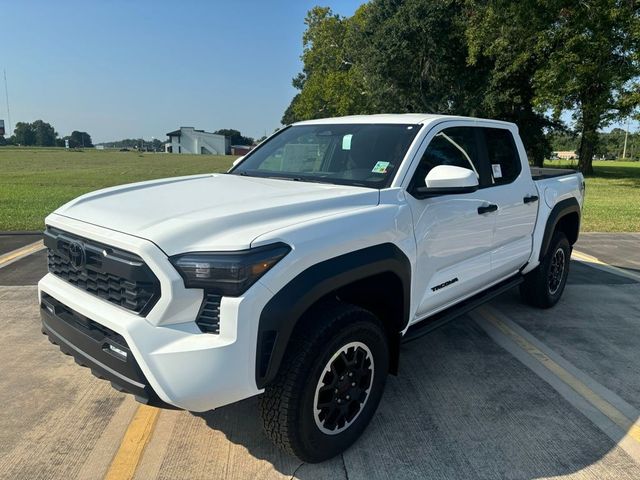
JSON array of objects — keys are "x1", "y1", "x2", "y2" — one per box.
[
  {"x1": 68, "y1": 131, "x2": 93, "y2": 148},
  {"x1": 469, "y1": 0, "x2": 640, "y2": 174},
  {"x1": 548, "y1": 128, "x2": 640, "y2": 160},
  {"x1": 10, "y1": 120, "x2": 59, "y2": 146},
  {"x1": 536, "y1": 0, "x2": 639, "y2": 174},
  {"x1": 13, "y1": 122, "x2": 36, "y2": 146},
  {"x1": 358, "y1": 0, "x2": 491, "y2": 114},
  {"x1": 281, "y1": 94, "x2": 301, "y2": 125},
  {"x1": 95, "y1": 138, "x2": 164, "y2": 150},
  {"x1": 285, "y1": 1, "x2": 640, "y2": 173},
  {"x1": 466, "y1": 1, "x2": 559, "y2": 166},
  {"x1": 213, "y1": 129, "x2": 254, "y2": 145},
  {"x1": 284, "y1": 2, "x2": 486, "y2": 120},
  {"x1": 32, "y1": 120, "x2": 57, "y2": 147},
  {"x1": 548, "y1": 132, "x2": 580, "y2": 152},
  {"x1": 282, "y1": 6, "x2": 370, "y2": 123}
]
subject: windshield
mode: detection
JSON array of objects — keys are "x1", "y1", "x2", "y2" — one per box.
[{"x1": 230, "y1": 123, "x2": 421, "y2": 188}]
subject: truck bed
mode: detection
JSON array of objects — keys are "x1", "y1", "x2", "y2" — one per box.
[{"x1": 530, "y1": 167, "x2": 578, "y2": 181}]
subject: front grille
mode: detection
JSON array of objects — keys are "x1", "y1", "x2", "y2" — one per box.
[
  {"x1": 45, "y1": 227, "x2": 160, "y2": 315},
  {"x1": 196, "y1": 293, "x2": 221, "y2": 333}
]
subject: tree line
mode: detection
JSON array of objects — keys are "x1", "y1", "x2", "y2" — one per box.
[
  {"x1": 0, "y1": 120, "x2": 93, "y2": 148},
  {"x1": 95, "y1": 129, "x2": 256, "y2": 151},
  {"x1": 212, "y1": 129, "x2": 255, "y2": 146},
  {"x1": 283, "y1": 0, "x2": 640, "y2": 174},
  {"x1": 96, "y1": 138, "x2": 165, "y2": 151},
  {"x1": 551, "y1": 128, "x2": 640, "y2": 160}
]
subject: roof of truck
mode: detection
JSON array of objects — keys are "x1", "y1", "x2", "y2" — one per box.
[{"x1": 293, "y1": 113, "x2": 515, "y2": 128}]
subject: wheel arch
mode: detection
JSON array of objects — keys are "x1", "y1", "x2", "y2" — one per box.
[
  {"x1": 539, "y1": 197, "x2": 581, "y2": 262},
  {"x1": 255, "y1": 243, "x2": 411, "y2": 389}
]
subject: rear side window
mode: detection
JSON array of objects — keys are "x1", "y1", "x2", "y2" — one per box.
[
  {"x1": 410, "y1": 127, "x2": 482, "y2": 189},
  {"x1": 483, "y1": 128, "x2": 520, "y2": 185}
]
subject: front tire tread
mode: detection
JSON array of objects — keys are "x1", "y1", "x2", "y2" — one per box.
[{"x1": 260, "y1": 301, "x2": 386, "y2": 462}]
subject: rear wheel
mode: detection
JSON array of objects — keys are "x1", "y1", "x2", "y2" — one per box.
[
  {"x1": 520, "y1": 232, "x2": 571, "y2": 308},
  {"x1": 260, "y1": 302, "x2": 389, "y2": 462}
]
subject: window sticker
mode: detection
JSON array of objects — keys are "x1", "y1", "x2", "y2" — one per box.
[
  {"x1": 342, "y1": 134, "x2": 353, "y2": 150},
  {"x1": 372, "y1": 161, "x2": 390, "y2": 174},
  {"x1": 492, "y1": 164, "x2": 503, "y2": 179}
]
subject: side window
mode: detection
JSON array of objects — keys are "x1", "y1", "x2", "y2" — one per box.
[
  {"x1": 484, "y1": 128, "x2": 521, "y2": 185},
  {"x1": 410, "y1": 127, "x2": 482, "y2": 189}
]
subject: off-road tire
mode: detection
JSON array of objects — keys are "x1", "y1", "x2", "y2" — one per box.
[
  {"x1": 520, "y1": 231, "x2": 571, "y2": 308},
  {"x1": 259, "y1": 301, "x2": 389, "y2": 463}
]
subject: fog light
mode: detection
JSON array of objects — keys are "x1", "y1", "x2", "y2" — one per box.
[{"x1": 108, "y1": 344, "x2": 127, "y2": 359}]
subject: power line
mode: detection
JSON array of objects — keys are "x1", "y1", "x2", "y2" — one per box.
[{"x1": 3, "y1": 69, "x2": 11, "y2": 135}]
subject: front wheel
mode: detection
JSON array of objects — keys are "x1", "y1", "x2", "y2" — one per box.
[
  {"x1": 260, "y1": 302, "x2": 389, "y2": 462},
  {"x1": 520, "y1": 231, "x2": 571, "y2": 308}
]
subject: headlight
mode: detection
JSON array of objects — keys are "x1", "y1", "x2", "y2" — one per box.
[{"x1": 169, "y1": 243, "x2": 291, "y2": 296}]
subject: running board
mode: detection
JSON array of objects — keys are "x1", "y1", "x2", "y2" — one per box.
[{"x1": 402, "y1": 275, "x2": 523, "y2": 344}]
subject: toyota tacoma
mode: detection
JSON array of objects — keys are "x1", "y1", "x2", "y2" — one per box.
[{"x1": 39, "y1": 114, "x2": 584, "y2": 462}]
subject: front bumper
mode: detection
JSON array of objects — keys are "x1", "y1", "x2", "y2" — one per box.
[
  {"x1": 38, "y1": 214, "x2": 268, "y2": 412},
  {"x1": 40, "y1": 293, "x2": 174, "y2": 408}
]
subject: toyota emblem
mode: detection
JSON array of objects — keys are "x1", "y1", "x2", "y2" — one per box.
[{"x1": 68, "y1": 241, "x2": 86, "y2": 269}]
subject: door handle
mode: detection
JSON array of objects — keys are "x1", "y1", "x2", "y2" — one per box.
[
  {"x1": 523, "y1": 195, "x2": 539, "y2": 204},
  {"x1": 477, "y1": 204, "x2": 498, "y2": 215}
]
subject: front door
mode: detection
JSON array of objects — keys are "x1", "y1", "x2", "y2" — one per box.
[{"x1": 405, "y1": 125, "x2": 497, "y2": 322}]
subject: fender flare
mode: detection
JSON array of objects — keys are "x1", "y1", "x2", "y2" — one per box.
[
  {"x1": 539, "y1": 197, "x2": 581, "y2": 261},
  {"x1": 255, "y1": 243, "x2": 411, "y2": 389}
]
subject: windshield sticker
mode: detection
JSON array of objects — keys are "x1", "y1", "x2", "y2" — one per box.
[
  {"x1": 342, "y1": 134, "x2": 353, "y2": 150},
  {"x1": 492, "y1": 164, "x2": 503, "y2": 179},
  {"x1": 372, "y1": 161, "x2": 390, "y2": 174}
]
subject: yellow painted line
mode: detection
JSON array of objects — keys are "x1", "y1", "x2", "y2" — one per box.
[
  {"x1": 104, "y1": 405, "x2": 160, "y2": 480},
  {"x1": 572, "y1": 249, "x2": 640, "y2": 282},
  {"x1": 477, "y1": 306, "x2": 640, "y2": 445},
  {"x1": 0, "y1": 240, "x2": 45, "y2": 267},
  {"x1": 571, "y1": 250, "x2": 601, "y2": 263}
]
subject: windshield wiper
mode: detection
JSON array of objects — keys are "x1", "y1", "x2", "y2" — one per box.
[
  {"x1": 253, "y1": 175, "x2": 325, "y2": 184},
  {"x1": 234, "y1": 171, "x2": 371, "y2": 188},
  {"x1": 291, "y1": 177, "x2": 330, "y2": 184}
]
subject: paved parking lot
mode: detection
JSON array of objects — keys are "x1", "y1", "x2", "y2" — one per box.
[{"x1": 1, "y1": 233, "x2": 639, "y2": 479}]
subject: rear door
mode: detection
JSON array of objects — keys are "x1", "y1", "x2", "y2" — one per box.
[
  {"x1": 479, "y1": 127, "x2": 538, "y2": 278},
  {"x1": 404, "y1": 125, "x2": 497, "y2": 321}
]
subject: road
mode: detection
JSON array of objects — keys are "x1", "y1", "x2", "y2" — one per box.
[{"x1": 1, "y1": 233, "x2": 639, "y2": 479}]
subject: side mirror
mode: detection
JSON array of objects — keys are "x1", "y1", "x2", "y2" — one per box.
[{"x1": 413, "y1": 165, "x2": 479, "y2": 198}]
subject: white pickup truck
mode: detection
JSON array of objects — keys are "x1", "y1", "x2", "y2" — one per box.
[{"x1": 39, "y1": 114, "x2": 584, "y2": 462}]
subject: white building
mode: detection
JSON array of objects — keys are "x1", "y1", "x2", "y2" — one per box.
[
  {"x1": 553, "y1": 150, "x2": 577, "y2": 160},
  {"x1": 166, "y1": 127, "x2": 230, "y2": 155}
]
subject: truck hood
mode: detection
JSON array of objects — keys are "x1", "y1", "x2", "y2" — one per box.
[{"x1": 53, "y1": 174, "x2": 379, "y2": 255}]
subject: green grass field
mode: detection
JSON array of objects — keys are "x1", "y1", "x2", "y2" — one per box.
[
  {"x1": 544, "y1": 160, "x2": 640, "y2": 232},
  {"x1": 0, "y1": 147, "x2": 234, "y2": 231},
  {"x1": 0, "y1": 148, "x2": 638, "y2": 232}
]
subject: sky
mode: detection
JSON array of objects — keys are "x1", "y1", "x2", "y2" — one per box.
[
  {"x1": 1, "y1": 1, "x2": 634, "y2": 143},
  {"x1": 0, "y1": 0, "x2": 363, "y2": 143}
]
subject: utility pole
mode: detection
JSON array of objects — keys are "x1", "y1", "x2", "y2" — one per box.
[
  {"x1": 622, "y1": 117, "x2": 629, "y2": 159},
  {"x1": 3, "y1": 70, "x2": 11, "y2": 135}
]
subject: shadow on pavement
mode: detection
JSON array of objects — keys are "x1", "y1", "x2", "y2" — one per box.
[{"x1": 193, "y1": 302, "x2": 640, "y2": 479}]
